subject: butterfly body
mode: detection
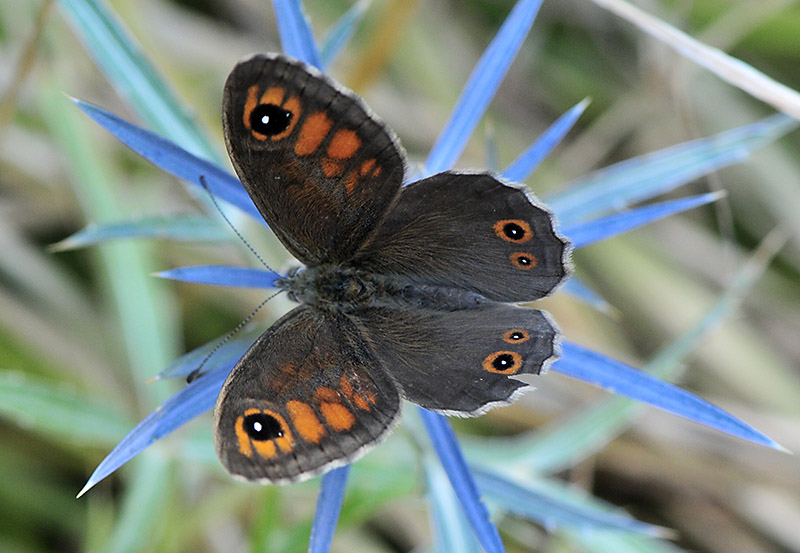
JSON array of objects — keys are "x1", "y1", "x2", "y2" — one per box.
[
  {"x1": 279, "y1": 264, "x2": 490, "y2": 313},
  {"x1": 214, "y1": 53, "x2": 571, "y2": 483}
]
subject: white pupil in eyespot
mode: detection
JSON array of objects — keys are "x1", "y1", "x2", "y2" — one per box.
[
  {"x1": 253, "y1": 421, "x2": 263, "y2": 432},
  {"x1": 261, "y1": 115, "x2": 270, "y2": 125}
]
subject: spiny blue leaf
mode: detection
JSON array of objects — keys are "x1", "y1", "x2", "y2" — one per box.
[
  {"x1": 73, "y1": 99, "x2": 262, "y2": 222},
  {"x1": 425, "y1": 454, "x2": 483, "y2": 553},
  {"x1": 272, "y1": 0, "x2": 323, "y2": 68},
  {"x1": 474, "y1": 468, "x2": 664, "y2": 535},
  {"x1": 503, "y1": 99, "x2": 589, "y2": 182},
  {"x1": 58, "y1": 0, "x2": 218, "y2": 161},
  {"x1": 548, "y1": 113, "x2": 796, "y2": 225},
  {"x1": 50, "y1": 216, "x2": 228, "y2": 251},
  {"x1": 559, "y1": 279, "x2": 612, "y2": 312},
  {"x1": 552, "y1": 341, "x2": 780, "y2": 449},
  {"x1": 308, "y1": 466, "x2": 350, "y2": 553},
  {"x1": 419, "y1": 409, "x2": 505, "y2": 553},
  {"x1": 319, "y1": 1, "x2": 369, "y2": 69},
  {"x1": 155, "y1": 266, "x2": 282, "y2": 289},
  {"x1": 565, "y1": 192, "x2": 722, "y2": 249},
  {"x1": 424, "y1": 0, "x2": 544, "y2": 175},
  {"x1": 78, "y1": 362, "x2": 231, "y2": 497},
  {"x1": 155, "y1": 329, "x2": 259, "y2": 380}
]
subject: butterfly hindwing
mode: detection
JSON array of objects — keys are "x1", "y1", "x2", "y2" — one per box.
[
  {"x1": 353, "y1": 171, "x2": 570, "y2": 302},
  {"x1": 353, "y1": 303, "x2": 560, "y2": 415},
  {"x1": 222, "y1": 53, "x2": 406, "y2": 264},
  {"x1": 213, "y1": 306, "x2": 401, "y2": 483}
]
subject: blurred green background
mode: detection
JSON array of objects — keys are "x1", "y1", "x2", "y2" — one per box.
[{"x1": 1, "y1": 0, "x2": 799, "y2": 552}]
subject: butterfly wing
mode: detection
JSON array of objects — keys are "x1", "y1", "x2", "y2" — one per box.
[
  {"x1": 213, "y1": 306, "x2": 401, "y2": 483},
  {"x1": 354, "y1": 303, "x2": 559, "y2": 415},
  {"x1": 222, "y1": 53, "x2": 406, "y2": 264},
  {"x1": 353, "y1": 171, "x2": 570, "y2": 302}
]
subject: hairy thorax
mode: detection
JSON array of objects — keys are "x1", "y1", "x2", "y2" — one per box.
[{"x1": 278, "y1": 264, "x2": 489, "y2": 313}]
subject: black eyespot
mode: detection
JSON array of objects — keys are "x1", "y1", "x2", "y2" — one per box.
[
  {"x1": 510, "y1": 252, "x2": 537, "y2": 270},
  {"x1": 494, "y1": 219, "x2": 532, "y2": 243},
  {"x1": 244, "y1": 412, "x2": 284, "y2": 441},
  {"x1": 492, "y1": 353, "x2": 516, "y2": 372},
  {"x1": 503, "y1": 222, "x2": 525, "y2": 240},
  {"x1": 250, "y1": 103, "x2": 292, "y2": 136},
  {"x1": 503, "y1": 329, "x2": 530, "y2": 344},
  {"x1": 482, "y1": 350, "x2": 523, "y2": 374}
]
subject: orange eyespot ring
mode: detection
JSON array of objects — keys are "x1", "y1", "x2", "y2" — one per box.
[
  {"x1": 241, "y1": 409, "x2": 288, "y2": 441},
  {"x1": 503, "y1": 329, "x2": 530, "y2": 344},
  {"x1": 482, "y1": 351, "x2": 523, "y2": 374},
  {"x1": 235, "y1": 408, "x2": 294, "y2": 458},
  {"x1": 510, "y1": 252, "x2": 537, "y2": 270},
  {"x1": 493, "y1": 219, "x2": 533, "y2": 243}
]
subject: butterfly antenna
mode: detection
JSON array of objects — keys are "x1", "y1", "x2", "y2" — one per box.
[
  {"x1": 199, "y1": 175, "x2": 275, "y2": 273},
  {"x1": 187, "y1": 289, "x2": 283, "y2": 383}
]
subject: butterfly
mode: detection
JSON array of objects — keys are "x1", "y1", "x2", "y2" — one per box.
[{"x1": 213, "y1": 53, "x2": 570, "y2": 483}]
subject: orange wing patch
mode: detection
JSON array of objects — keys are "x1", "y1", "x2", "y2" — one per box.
[
  {"x1": 260, "y1": 86, "x2": 286, "y2": 107},
  {"x1": 342, "y1": 171, "x2": 359, "y2": 195},
  {"x1": 340, "y1": 374, "x2": 376, "y2": 411},
  {"x1": 315, "y1": 386, "x2": 356, "y2": 432},
  {"x1": 315, "y1": 387, "x2": 341, "y2": 403},
  {"x1": 287, "y1": 400, "x2": 326, "y2": 444},
  {"x1": 321, "y1": 158, "x2": 344, "y2": 178},
  {"x1": 295, "y1": 111, "x2": 333, "y2": 156},
  {"x1": 235, "y1": 414, "x2": 254, "y2": 457},
  {"x1": 243, "y1": 85, "x2": 260, "y2": 132},
  {"x1": 319, "y1": 402, "x2": 356, "y2": 432},
  {"x1": 359, "y1": 158, "x2": 376, "y2": 176},
  {"x1": 327, "y1": 129, "x2": 361, "y2": 160}
]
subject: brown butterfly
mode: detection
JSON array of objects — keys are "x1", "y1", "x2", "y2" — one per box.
[{"x1": 214, "y1": 53, "x2": 570, "y2": 483}]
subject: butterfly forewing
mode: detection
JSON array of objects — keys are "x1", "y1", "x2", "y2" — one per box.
[
  {"x1": 222, "y1": 54, "x2": 406, "y2": 264},
  {"x1": 213, "y1": 307, "x2": 401, "y2": 483}
]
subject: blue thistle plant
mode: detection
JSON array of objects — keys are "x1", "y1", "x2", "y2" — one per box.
[{"x1": 55, "y1": 0, "x2": 793, "y2": 551}]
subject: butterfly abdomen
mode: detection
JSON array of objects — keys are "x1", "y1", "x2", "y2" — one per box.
[{"x1": 280, "y1": 264, "x2": 490, "y2": 313}]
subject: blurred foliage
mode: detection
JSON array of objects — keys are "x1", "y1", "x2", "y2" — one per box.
[{"x1": 0, "y1": 0, "x2": 799, "y2": 552}]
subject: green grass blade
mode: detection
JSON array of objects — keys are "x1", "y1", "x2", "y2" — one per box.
[
  {"x1": 0, "y1": 371, "x2": 130, "y2": 445},
  {"x1": 101, "y1": 450, "x2": 172, "y2": 553},
  {"x1": 41, "y1": 83, "x2": 180, "y2": 395},
  {"x1": 592, "y1": 0, "x2": 800, "y2": 119}
]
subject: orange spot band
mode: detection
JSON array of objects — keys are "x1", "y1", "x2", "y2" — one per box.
[
  {"x1": 321, "y1": 158, "x2": 343, "y2": 178},
  {"x1": 320, "y1": 402, "x2": 356, "y2": 431},
  {"x1": 295, "y1": 112, "x2": 333, "y2": 156},
  {"x1": 327, "y1": 129, "x2": 361, "y2": 159},
  {"x1": 287, "y1": 400, "x2": 326, "y2": 444}
]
